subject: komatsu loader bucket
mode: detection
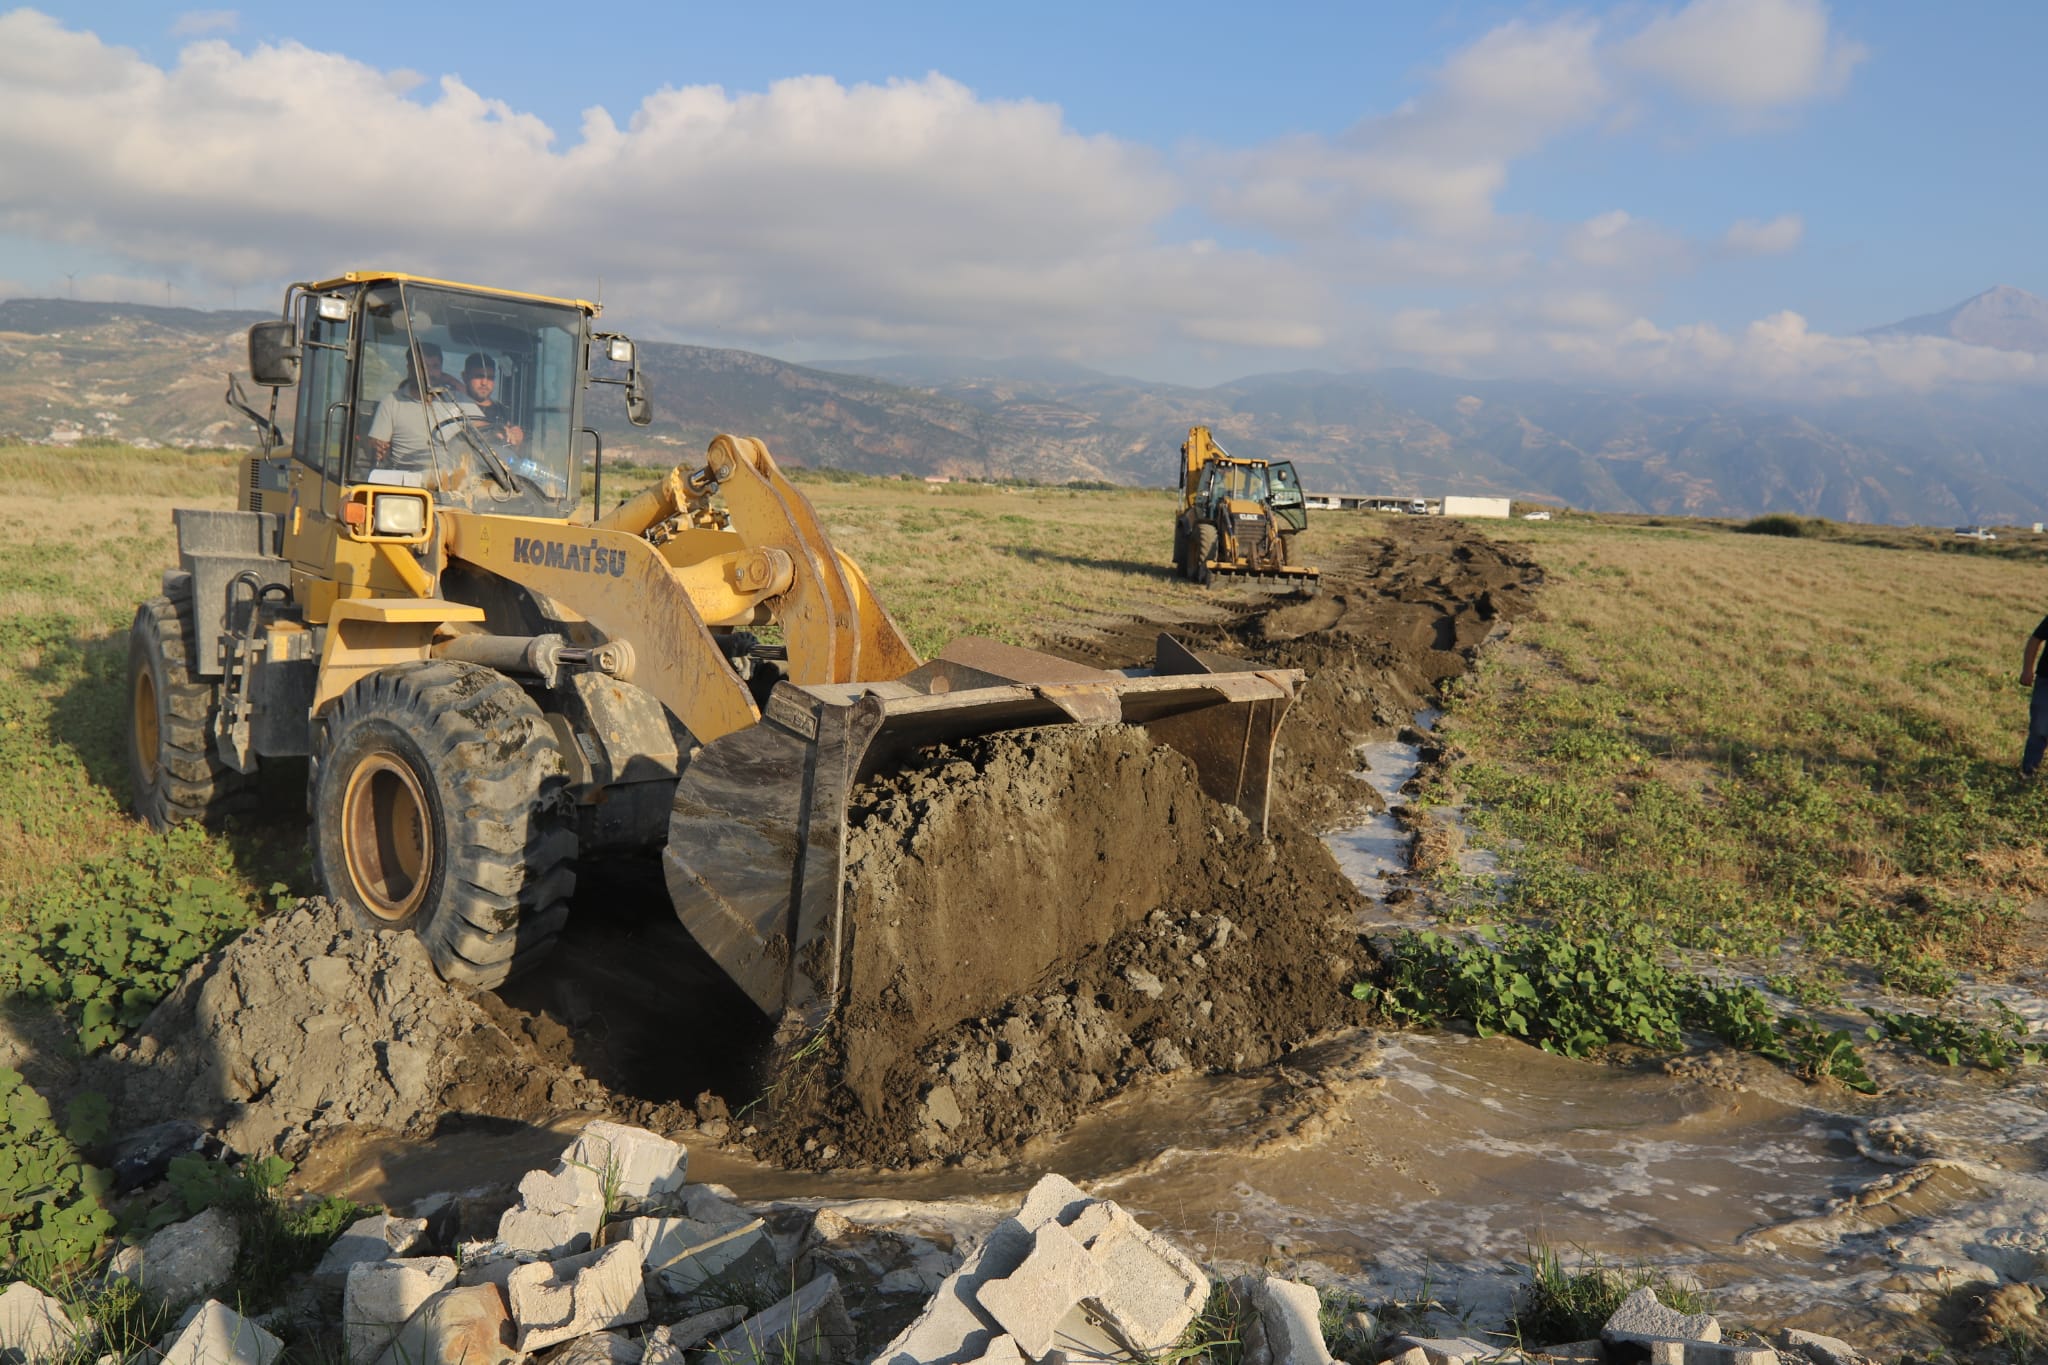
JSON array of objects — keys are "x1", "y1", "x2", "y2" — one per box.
[{"x1": 664, "y1": 634, "x2": 1298, "y2": 1025}]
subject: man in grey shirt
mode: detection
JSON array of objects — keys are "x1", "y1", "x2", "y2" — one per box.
[{"x1": 366, "y1": 343, "x2": 479, "y2": 473}]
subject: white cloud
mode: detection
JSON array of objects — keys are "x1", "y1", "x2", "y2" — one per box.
[
  {"x1": 0, "y1": 10, "x2": 1326, "y2": 359},
  {"x1": 1722, "y1": 213, "x2": 1804, "y2": 255},
  {"x1": 1617, "y1": 0, "x2": 1867, "y2": 109},
  {"x1": 169, "y1": 10, "x2": 236, "y2": 38}
]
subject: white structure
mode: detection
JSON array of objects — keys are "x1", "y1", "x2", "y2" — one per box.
[{"x1": 1440, "y1": 495, "x2": 1511, "y2": 519}]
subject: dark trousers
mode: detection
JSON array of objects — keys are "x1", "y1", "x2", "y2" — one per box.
[{"x1": 2028, "y1": 682, "x2": 2048, "y2": 776}]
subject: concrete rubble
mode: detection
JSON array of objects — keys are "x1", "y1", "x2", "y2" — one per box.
[
  {"x1": 158, "y1": 1300, "x2": 283, "y2": 1365},
  {"x1": 343, "y1": 1255, "x2": 458, "y2": 1365},
  {"x1": 0, "y1": 1282, "x2": 79, "y2": 1365},
  {"x1": 48, "y1": 1122, "x2": 1904, "y2": 1365},
  {"x1": 505, "y1": 1241, "x2": 649, "y2": 1351},
  {"x1": 313, "y1": 1212, "x2": 430, "y2": 1282},
  {"x1": 109, "y1": 1203, "x2": 239, "y2": 1305}
]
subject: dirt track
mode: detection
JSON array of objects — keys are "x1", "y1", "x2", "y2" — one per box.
[{"x1": 106, "y1": 517, "x2": 1543, "y2": 1172}]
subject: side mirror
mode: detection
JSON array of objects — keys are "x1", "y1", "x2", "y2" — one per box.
[
  {"x1": 626, "y1": 374, "x2": 653, "y2": 427},
  {"x1": 248, "y1": 320, "x2": 300, "y2": 387}
]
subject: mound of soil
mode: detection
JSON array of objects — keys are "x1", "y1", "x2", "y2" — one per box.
[
  {"x1": 750, "y1": 725, "x2": 1376, "y2": 1169},
  {"x1": 98, "y1": 900, "x2": 600, "y2": 1159}
]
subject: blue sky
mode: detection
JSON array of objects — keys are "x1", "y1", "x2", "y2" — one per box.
[{"x1": 2, "y1": 1, "x2": 2044, "y2": 389}]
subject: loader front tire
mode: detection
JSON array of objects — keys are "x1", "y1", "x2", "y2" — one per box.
[
  {"x1": 128, "y1": 582, "x2": 254, "y2": 830},
  {"x1": 312, "y1": 661, "x2": 576, "y2": 989}
]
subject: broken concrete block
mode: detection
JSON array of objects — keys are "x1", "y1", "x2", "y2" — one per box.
[
  {"x1": 343, "y1": 1257, "x2": 458, "y2": 1365},
  {"x1": 562, "y1": 1121, "x2": 687, "y2": 1207},
  {"x1": 158, "y1": 1300, "x2": 283, "y2": 1365},
  {"x1": 877, "y1": 1174, "x2": 1094, "y2": 1364},
  {"x1": 314, "y1": 1213, "x2": 431, "y2": 1282},
  {"x1": 117, "y1": 1205, "x2": 239, "y2": 1306},
  {"x1": 1385, "y1": 1334, "x2": 1496, "y2": 1365},
  {"x1": 1385, "y1": 1349, "x2": 1431, "y2": 1365},
  {"x1": 977, "y1": 1222, "x2": 1110, "y2": 1360},
  {"x1": 1251, "y1": 1277, "x2": 1334, "y2": 1365},
  {"x1": 677, "y1": 1183, "x2": 761, "y2": 1231},
  {"x1": 621, "y1": 1213, "x2": 778, "y2": 1297},
  {"x1": 707, "y1": 1273, "x2": 855, "y2": 1365},
  {"x1": 967, "y1": 1336, "x2": 1029, "y2": 1364},
  {"x1": 1534, "y1": 1340, "x2": 1606, "y2": 1363},
  {"x1": 0, "y1": 1282, "x2": 79, "y2": 1364},
  {"x1": 369, "y1": 1284, "x2": 516, "y2": 1365},
  {"x1": 504, "y1": 1241, "x2": 648, "y2": 1352},
  {"x1": 496, "y1": 1163, "x2": 606, "y2": 1258},
  {"x1": 640, "y1": 1304, "x2": 750, "y2": 1364},
  {"x1": 1604, "y1": 1288, "x2": 1720, "y2": 1344},
  {"x1": 1777, "y1": 1330, "x2": 1867, "y2": 1365},
  {"x1": 544, "y1": 1330, "x2": 644, "y2": 1365},
  {"x1": 1066, "y1": 1201, "x2": 1208, "y2": 1352}
]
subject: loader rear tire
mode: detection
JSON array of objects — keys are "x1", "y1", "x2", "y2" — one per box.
[
  {"x1": 1193, "y1": 524, "x2": 1218, "y2": 586},
  {"x1": 127, "y1": 582, "x2": 254, "y2": 830},
  {"x1": 311, "y1": 661, "x2": 576, "y2": 989}
]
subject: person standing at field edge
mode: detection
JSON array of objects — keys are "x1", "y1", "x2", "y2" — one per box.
[{"x1": 2022, "y1": 614, "x2": 2048, "y2": 776}]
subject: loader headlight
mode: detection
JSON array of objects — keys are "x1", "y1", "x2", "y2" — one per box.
[{"x1": 371, "y1": 493, "x2": 428, "y2": 537}]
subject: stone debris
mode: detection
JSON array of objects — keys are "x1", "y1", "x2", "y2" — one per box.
[
  {"x1": 1604, "y1": 1288, "x2": 1722, "y2": 1345},
  {"x1": 1624, "y1": 1342, "x2": 1779, "y2": 1365},
  {"x1": 112, "y1": 1204, "x2": 239, "y2": 1306},
  {"x1": 157, "y1": 1300, "x2": 283, "y2": 1365},
  {"x1": 370, "y1": 1284, "x2": 517, "y2": 1365},
  {"x1": 505, "y1": 1241, "x2": 649, "y2": 1352},
  {"x1": 976, "y1": 1223, "x2": 1109, "y2": 1359},
  {"x1": 498, "y1": 1163, "x2": 606, "y2": 1258},
  {"x1": 313, "y1": 1213, "x2": 431, "y2": 1282},
  {"x1": 343, "y1": 1257, "x2": 459, "y2": 1365},
  {"x1": 639, "y1": 1304, "x2": 749, "y2": 1363},
  {"x1": 706, "y1": 1272, "x2": 855, "y2": 1365},
  {"x1": 545, "y1": 1330, "x2": 645, "y2": 1365},
  {"x1": 0, "y1": 1282, "x2": 79, "y2": 1364},
  {"x1": 563, "y1": 1121, "x2": 687, "y2": 1208},
  {"x1": 877, "y1": 1173, "x2": 1207, "y2": 1364},
  {"x1": 1776, "y1": 1330, "x2": 1868, "y2": 1365},
  {"x1": 1383, "y1": 1333, "x2": 1498, "y2": 1365},
  {"x1": 619, "y1": 1212, "x2": 776, "y2": 1297},
  {"x1": 1243, "y1": 1275, "x2": 1336, "y2": 1365},
  {"x1": 969, "y1": 1335, "x2": 1029, "y2": 1364}
]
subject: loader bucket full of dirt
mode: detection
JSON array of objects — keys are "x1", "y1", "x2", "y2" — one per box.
[{"x1": 663, "y1": 634, "x2": 1299, "y2": 1028}]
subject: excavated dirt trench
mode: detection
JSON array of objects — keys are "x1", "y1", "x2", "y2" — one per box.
[{"x1": 102, "y1": 518, "x2": 1542, "y2": 1174}]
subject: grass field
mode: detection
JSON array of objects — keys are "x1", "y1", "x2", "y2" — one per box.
[{"x1": 1435, "y1": 513, "x2": 2048, "y2": 997}]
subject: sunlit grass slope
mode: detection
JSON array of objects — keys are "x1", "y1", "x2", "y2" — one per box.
[{"x1": 1440, "y1": 516, "x2": 2048, "y2": 994}]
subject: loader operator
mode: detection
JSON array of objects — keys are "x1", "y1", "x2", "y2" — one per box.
[
  {"x1": 461, "y1": 352, "x2": 524, "y2": 451},
  {"x1": 366, "y1": 342, "x2": 481, "y2": 475},
  {"x1": 2021, "y1": 613, "x2": 2048, "y2": 777}
]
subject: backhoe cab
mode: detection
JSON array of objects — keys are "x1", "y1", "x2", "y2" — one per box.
[
  {"x1": 131, "y1": 270, "x2": 1301, "y2": 1032},
  {"x1": 1172, "y1": 426, "x2": 1319, "y2": 590}
]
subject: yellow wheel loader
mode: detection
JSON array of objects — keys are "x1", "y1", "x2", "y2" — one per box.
[
  {"x1": 129, "y1": 271, "x2": 1301, "y2": 1030},
  {"x1": 1172, "y1": 426, "x2": 1319, "y2": 590}
]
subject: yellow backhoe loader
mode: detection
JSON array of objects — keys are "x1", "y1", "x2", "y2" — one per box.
[
  {"x1": 1172, "y1": 425, "x2": 1319, "y2": 589},
  {"x1": 129, "y1": 271, "x2": 1299, "y2": 1031}
]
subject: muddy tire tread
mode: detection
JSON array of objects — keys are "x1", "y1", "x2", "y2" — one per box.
[
  {"x1": 314, "y1": 660, "x2": 576, "y2": 988},
  {"x1": 128, "y1": 584, "x2": 256, "y2": 829}
]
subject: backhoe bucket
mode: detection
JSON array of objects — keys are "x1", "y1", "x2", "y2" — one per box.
[{"x1": 662, "y1": 635, "x2": 1299, "y2": 1023}]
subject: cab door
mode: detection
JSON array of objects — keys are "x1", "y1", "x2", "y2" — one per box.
[{"x1": 282, "y1": 293, "x2": 354, "y2": 573}]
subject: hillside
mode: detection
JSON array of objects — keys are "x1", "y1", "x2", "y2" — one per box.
[
  {"x1": 5, "y1": 294, "x2": 2048, "y2": 524},
  {"x1": 1863, "y1": 284, "x2": 2048, "y2": 352}
]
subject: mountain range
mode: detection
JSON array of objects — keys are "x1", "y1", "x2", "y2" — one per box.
[{"x1": 3, "y1": 289, "x2": 2045, "y2": 526}]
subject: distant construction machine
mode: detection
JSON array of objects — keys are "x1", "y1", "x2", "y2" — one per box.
[{"x1": 1172, "y1": 426, "x2": 1319, "y2": 590}]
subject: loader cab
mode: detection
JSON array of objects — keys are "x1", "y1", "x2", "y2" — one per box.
[{"x1": 290, "y1": 276, "x2": 594, "y2": 518}]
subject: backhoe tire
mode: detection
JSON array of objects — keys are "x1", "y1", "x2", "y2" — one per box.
[
  {"x1": 1193, "y1": 524, "x2": 1219, "y2": 586},
  {"x1": 311, "y1": 661, "x2": 576, "y2": 989},
  {"x1": 128, "y1": 582, "x2": 255, "y2": 830}
]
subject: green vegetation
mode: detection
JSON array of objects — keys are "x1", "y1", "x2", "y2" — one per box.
[
  {"x1": 1358, "y1": 926, "x2": 1878, "y2": 1090},
  {"x1": 1439, "y1": 518, "x2": 2046, "y2": 988},
  {"x1": 1735, "y1": 513, "x2": 1815, "y2": 537},
  {"x1": 1509, "y1": 1242, "x2": 1710, "y2": 1346}
]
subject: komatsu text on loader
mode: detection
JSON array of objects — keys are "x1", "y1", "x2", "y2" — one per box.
[
  {"x1": 128, "y1": 272, "x2": 1300, "y2": 1030},
  {"x1": 1172, "y1": 425, "x2": 1319, "y2": 590}
]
